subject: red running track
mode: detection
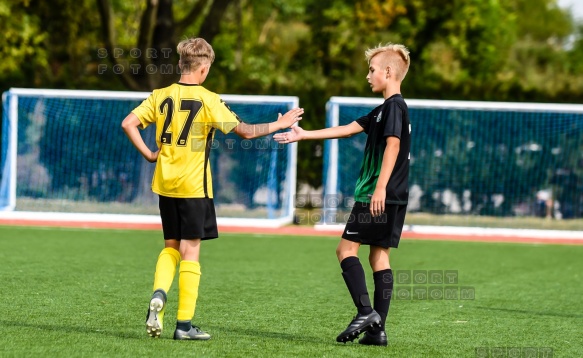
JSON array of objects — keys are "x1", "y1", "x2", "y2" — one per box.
[{"x1": 0, "y1": 217, "x2": 582, "y2": 245}]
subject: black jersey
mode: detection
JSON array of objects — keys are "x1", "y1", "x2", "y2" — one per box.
[{"x1": 353, "y1": 94, "x2": 410, "y2": 204}]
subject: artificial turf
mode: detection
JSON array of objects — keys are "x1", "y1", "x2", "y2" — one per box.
[{"x1": 0, "y1": 225, "x2": 581, "y2": 357}]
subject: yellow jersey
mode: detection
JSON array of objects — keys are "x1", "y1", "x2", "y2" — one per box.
[{"x1": 132, "y1": 83, "x2": 241, "y2": 198}]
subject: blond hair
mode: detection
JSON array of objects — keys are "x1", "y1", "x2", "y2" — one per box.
[
  {"x1": 177, "y1": 38, "x2": 215, "y2": 73},
  {"x1": 365, "y1": 43, "x2": 410, "y2": 81}
]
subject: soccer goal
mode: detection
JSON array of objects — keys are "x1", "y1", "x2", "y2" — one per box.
[
  {"x1": 321, "y1": 96, "x2": 583, "y2": 224},
  {"x1": 0, "y1": 88, "x2": 299, "y2": 227}
]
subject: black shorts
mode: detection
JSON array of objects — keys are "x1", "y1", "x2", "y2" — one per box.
[
  {"x1": 158, "y1": 195, "x2": 218, "y2": 240},
  {"x1": 342, "y1": 202, "x2": 407, "y2": 249}
]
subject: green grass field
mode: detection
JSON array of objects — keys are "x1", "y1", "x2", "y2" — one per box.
[{"x1": 0, "y1": 226, "x2": 581, "y2": 357}]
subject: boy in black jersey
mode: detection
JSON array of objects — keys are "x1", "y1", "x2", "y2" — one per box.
[{"x1": 274, "y1": 43, "x2": 411, "y2": 346}]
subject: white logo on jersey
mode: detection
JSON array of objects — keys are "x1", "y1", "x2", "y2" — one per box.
[
  {"x1": 409, "y1": 124, "x2": 411, "y2": 159},
  {"x1": 376, "y1": 111, "x2": 382, "y2": 122}
]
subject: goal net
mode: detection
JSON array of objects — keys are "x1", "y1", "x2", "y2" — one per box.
[
  {"x1": 322, "y1": 96, "x2": 583, "y2": 224},
  {"x1": 1, "y1": 88, "x2": 298, "y2": 227}
]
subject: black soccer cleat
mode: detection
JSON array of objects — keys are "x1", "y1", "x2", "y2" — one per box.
[
  {"x1": 336, "y1": 310, "x2": 382, "y2": 343},
  {"x1": 359, "y1": 330, "x2": 388, "y2": 346},
  {"x1": 173, "y1": 325, "x2": 211, "y2": 341}
]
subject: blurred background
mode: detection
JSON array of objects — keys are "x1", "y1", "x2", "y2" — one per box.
[{"x1": 1, "y1": 0, "x2": 582, "y2": 225}]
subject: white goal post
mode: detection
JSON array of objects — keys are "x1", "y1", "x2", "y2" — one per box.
[
  {"x1": 0, "y1": 88, "x2": 299, "y2": 228},
  {"x1": 322, "y1": 96, "x2": 583, "y2": 224}
]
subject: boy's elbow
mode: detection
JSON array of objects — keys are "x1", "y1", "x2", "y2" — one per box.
[
  {"x1": 121, "y1": 113, "x2": 142, "y2": 132},
  {"x1": 121, "y1": 121, "x2": 135, "y2": 135},
  {"x1": 234, "y1": 125, "x2": 255, "y2": 139},
  {"x1": 242, "y1": 131, "x2": 255, "y2": 140},
  {"x1": 234, "y1": 130, "x2": 252, "y2": 140},
  {"x1": 121, "y1": 115, "x2": 131, "y2": 128}
]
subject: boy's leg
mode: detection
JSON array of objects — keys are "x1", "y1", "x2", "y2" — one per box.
[
  {"x1": 359, "y1": 204, "x2": 405, "y2": 346},
  {"x1": 370, "y1": 247, "x2": 392, "y2": 330},
  {"x1": 147, "y1": 196, "x2": 182, "y2": 338},
  {"x1": 337, "y1": 240, "x2": 371, "y2": 315},
  {"x1": 146, "y1": 240, "x2": 181, "y2": 338},
  {"x1": 336, "y1": 239, "x2": 381, "y2": 343},
  {"x1": 358, "y1": 246, "x2": 392, "y2": 346},
  {"x1": 153, "y1": 241, "x2": 181, "y2": 292},
  {"x1": 174, "y1": 238, "x2": 210, "y2": 340}
]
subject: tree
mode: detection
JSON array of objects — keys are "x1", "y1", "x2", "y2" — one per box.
[
  {"x1": 3, "y1": 0, "x2": 583, "y2": 213},
  {"x1": 96, "y1": 0, "x2": 236, "y2": 91},
  {"x1": 0, "y1": 1, "x2": 48, "y2": 86}
]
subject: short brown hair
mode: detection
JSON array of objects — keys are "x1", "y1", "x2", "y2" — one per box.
[
  {"x1": 177, "y1": 38, "x2": 215, "y2": 73},
  {"x1": 365, "y1": 43, "x2": 410, "y2": 81}
]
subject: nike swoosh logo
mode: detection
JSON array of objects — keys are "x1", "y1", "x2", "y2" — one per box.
[{"x1": 346, "y1": 231, "x2": 359, "y2": 234}]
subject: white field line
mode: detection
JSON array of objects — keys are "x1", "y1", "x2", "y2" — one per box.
[
  {"x1": 314, "y1": 224, "x2": 583, "y2": 240},
  {"x1": 0, "y1": 211, "x2": 289, "y2": 228}
]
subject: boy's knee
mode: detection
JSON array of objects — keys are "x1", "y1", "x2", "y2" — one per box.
[
  {"x1": 336, "y1": 241, "x2": 359, "y2": 261},
  {"x1": 335, "y1": 245, "x2": 344, "y2": 260},
  {"x1": 369, "y1": 247, "x2": 390, "y2": 269}
]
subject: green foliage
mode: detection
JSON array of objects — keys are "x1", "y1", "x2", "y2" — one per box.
[
  {"x1": 2, "y1": 0, "x2": 582, "y2": 189},
  {"x1": 0, "y1": 1, "x2": 47, "y2": 85},
  {"x1": 513, "y1": 0, "x2": 573, "y2": 40}
]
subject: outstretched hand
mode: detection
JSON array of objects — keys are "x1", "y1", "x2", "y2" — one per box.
[
  {"x1": 273, "y1": 125, "x2": 304, "y2": 144},
  {"x1": 276, "y1": 108, "x2": 304, "y2": 130}
]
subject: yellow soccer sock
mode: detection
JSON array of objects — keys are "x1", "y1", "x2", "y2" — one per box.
[
  {"x1": 176, "y1": 260, "x2": 202, "y2": 321},
  {"x1": 152, "y1": 247, "x2": 181, "y2": 293}
]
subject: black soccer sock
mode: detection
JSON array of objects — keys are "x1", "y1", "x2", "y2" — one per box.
[
  {"x1": 373, "y1": 269, "x2": 393, "y2": 330},
  {"x1": 340, "y1": 256, "x2": 373, "y2": 315},
  {"x1": 176, "y1": 320, "x2": 192, "y2": 331}
]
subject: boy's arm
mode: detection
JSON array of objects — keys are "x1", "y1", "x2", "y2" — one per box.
[
  {"x1": 370, "y1": 136, "x2": 400, "y2": 217},
  {"x1": 273, "y1": 121, "x2": 364, "y2": 143},
  {"x1": 232, "y1": 108, "x2": 304, "y2": 139},
  {"x1": 121, "y1": 113, "x2": 159, "y2": 163}
]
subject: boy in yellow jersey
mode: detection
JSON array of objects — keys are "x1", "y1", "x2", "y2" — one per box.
[
  {"x1": 121, "y1": 37, "x2": 303, "y2": 340},
  {"x1": 275, "y1": 43, "x2": 411, "y2": 346}
]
